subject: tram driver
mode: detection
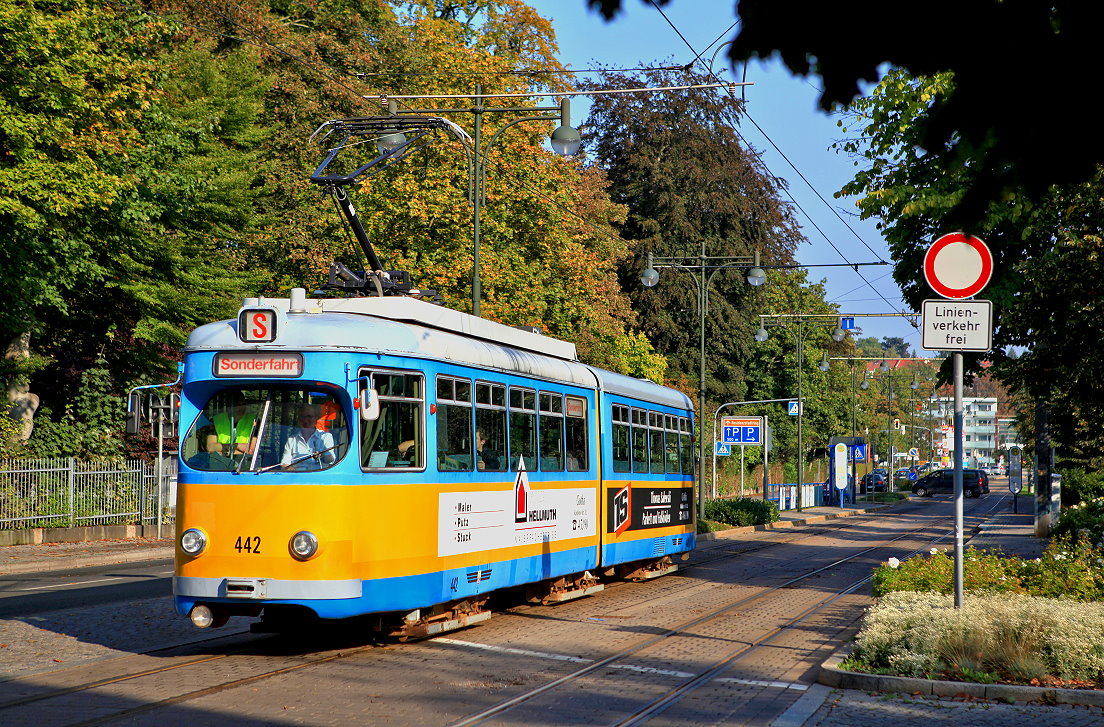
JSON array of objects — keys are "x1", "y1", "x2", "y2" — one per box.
[{"x1": 281, "y1": 403, "x2": 338, "y2": 470}]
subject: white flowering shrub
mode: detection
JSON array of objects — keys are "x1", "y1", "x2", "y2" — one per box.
[{"x1": 850, "y1": 591, "x2": 1104, "y2": 682}]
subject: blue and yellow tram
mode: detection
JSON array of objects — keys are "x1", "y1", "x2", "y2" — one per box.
[{"x1": 174, "y1": 290, "x2": 695, "y2": 635}]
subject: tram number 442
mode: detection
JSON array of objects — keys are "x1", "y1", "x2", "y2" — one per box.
[{"x1": 234, "y1": 536, "x2": 261, "y2": 554}]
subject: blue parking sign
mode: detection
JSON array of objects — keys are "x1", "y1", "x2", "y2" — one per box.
[{"x1": 721, "y1": 417, "x2": 762, "y2": 445}]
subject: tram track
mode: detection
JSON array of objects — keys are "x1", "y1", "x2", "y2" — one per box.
[
  {"x1": 0, "y1": 495, "x2": 1009, "y2": 727},
  {"x1": 0, "y1": 504, "x2": 898, "y2": 712},
  {"x1": 448, "y1": 494, "x2": 1010, "y2": 727}
]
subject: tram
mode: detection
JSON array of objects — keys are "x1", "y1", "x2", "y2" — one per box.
[{"x1": 172, "y1": 117, "x2": 696, "y2": 637}]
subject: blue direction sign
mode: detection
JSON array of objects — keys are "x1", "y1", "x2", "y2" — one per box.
[{"x1": 721, "y1": 416, "x2": 763, "y2": 445}]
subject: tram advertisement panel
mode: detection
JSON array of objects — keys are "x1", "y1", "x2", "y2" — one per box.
[
  {"x1": 438, "y1": 488, "x2": 596, "y2": 557},
  {"x1": 606, "y1": 485, "x2": 692, "y2": 535}
]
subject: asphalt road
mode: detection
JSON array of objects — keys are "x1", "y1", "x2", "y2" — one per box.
[{"x1": 0, "y1": 557, "x2": 173, "y2": 619}]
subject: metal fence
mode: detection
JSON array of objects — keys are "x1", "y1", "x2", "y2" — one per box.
[{"x1": 0, "y1": 457, "x2": 176, "y2": 530}]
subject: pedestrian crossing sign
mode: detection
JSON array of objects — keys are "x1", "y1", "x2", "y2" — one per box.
[
  {"x1": 715, "y1": 442, "x2": 732, "y2": 456},
  {"x1": 787, "y1": 401, "x2": 801, "y2": 416}
]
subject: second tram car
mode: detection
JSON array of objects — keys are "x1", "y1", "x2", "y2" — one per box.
[{"x1": 174, "y1": 290, "x2": 695, "y2": 636}]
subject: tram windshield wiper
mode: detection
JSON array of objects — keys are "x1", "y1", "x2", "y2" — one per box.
[{"x1": 256, "y1": 443, "x2": 342, "y2": 473}]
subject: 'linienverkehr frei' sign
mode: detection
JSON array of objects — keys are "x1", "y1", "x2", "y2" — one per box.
[{"x1": 921, "y1": 299, "x2": 992, "y2": 351}]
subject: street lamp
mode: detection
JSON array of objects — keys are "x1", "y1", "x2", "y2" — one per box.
[
  {"x1": 754, "y1": 317, "x2": 846, "y2": 509},
  {"x1": 641, "y1": 248, "x2": 762, "y2": 518},
  {"x1": 864, "y1": 360, "x2": 923, "y2": 481},
  {"x1": 378, "y1": 90, "x2": 580, "y2": 317}
]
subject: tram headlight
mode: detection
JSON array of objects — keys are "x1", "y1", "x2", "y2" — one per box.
[
  {"x1": 289, "y1": 530, "x2": 319, "y2": 561},
  {"x1": 180, "y1": 528, "x2": 208, "y2": 556}
]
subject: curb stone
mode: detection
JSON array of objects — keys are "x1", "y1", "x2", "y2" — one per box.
[{"x1": 818, "y1": 646, "x2": 1104, "y2": 707}]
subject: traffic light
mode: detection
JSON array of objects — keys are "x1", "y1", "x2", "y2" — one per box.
[
  {"x1": 893, "y1": 418, "x2": 901, "y2": 430},
  {"x1": 126, "y1": 392, "x2": 144, "y2": 435}
]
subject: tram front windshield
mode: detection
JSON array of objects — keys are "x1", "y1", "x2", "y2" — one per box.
[{"x1": 182, "y1": 387, "x2": 348, "y2": 472}]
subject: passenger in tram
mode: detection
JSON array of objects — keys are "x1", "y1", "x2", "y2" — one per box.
[
  {"x1": 281, "y1": 404, "x2": 338, "y2": 470},
  {"x1": 394, "y1": 439, "x2": 416, "y2": 463},
  {"x1": 476, "y1": 429, "x2": 500, "y2": 471},
  {"x1": 212, "y1": 398, "x2": 258, "y2": 457},
  {"x1": 189, "y1": 425, "x2": 235, "y2": 470}
]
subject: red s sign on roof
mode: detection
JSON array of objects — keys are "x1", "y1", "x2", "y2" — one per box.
[{"x1": 923, "y1": 232, "x2": 993, "y2": 299}]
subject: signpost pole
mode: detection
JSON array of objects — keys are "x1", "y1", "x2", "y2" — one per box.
[
  {"x1": 953, "y1": 352, "x2": 965, "y2": 609},
  {"x1": 762, "y1": 414, "x2": 769, "y2": 502}
]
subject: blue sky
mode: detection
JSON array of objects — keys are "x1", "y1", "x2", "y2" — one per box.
[{"x1": 526, "y1": 0, "x2": 922, "y2": 349}]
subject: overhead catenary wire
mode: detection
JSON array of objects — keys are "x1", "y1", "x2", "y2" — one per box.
[
  {"x1": 645, "y1": 0, "x2": 909, "y2": 322},
  {"x1": 371, "y1": 81, "x2": 749, "y2": 101}
]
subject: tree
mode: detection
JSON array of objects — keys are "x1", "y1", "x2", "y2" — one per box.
[
  {"x1": 589, "y1": 0, "x2": 1104, "y2": 225},
  {"x1": 581, "y1": 67, "x2": 802, "y2": 409},
  {"x1": 835, "y1": 68, "x2": 1104, "y2": 466},
  {"x1": 2, "y1": 0, "x2": 275, "y2": 455},
  {"x1": 1, "y1": 0, "x2": 159, "y2": 442}
]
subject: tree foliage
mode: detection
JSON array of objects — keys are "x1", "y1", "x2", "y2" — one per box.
[
  {"x1": 2, "y1": 0, "x2": 667, "y2": 455},
  {"x1": 581, "y1": 67, "x2": 802, "y2": 409},
  {"x1": 590, "y1": 0, "x2": 1104, "y2": 225},
  {"x1": 835, "y1": 69, "x2": 1104, "y2": 465}
]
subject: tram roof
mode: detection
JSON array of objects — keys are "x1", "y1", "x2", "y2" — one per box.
[{"x1": 185, "y1": 293, "x2": 692, "y2": 411}]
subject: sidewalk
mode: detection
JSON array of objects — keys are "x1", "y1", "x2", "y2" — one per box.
[{"x1": 0, "y1": 536, "x2": 173, "y2": 576}]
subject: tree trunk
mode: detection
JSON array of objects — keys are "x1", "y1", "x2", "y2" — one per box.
[{"x1": 6, "y1": 331, "x2": 40, "y2": 441}]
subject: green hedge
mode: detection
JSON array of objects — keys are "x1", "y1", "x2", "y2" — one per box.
[
  {"x1": 872, "y1": 534, "x2": 1104, "y2": 602},
  {"x1": 703, "y1": 497, "x2": 779, "y2": 528}
]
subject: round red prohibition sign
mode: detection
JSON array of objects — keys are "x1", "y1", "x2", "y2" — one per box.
[{"x1": 923, "y1": 232, "x2": 993, "y2": 299}]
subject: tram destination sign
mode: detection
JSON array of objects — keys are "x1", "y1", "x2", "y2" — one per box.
[
  {"x1": 214, "y1": 352, "x2": 304, "y2": 377},
  {"x1": 921, "y1": 299, "x2": 992, "y2": 352}
]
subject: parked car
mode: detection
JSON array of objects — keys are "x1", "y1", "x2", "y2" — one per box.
[
  {"x1": 893, "y1": 467, "x2": 913, "y2": 479},
  {"x1": 911, "y1": 468, "x2": 990, "y2": 498},
  {"x1": 860, "y1": 472, "x2": 887, "y2": 493}
]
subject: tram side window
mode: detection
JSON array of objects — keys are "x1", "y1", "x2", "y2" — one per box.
[
  {"x1": 509, "y1": 387, "x2": 537, "y2": 471},
  {"x1": 475, "y1": 382, "x2": 506, "y2": 472},
  {"x1": 665, "y1": 414, "x2": 680, "y2": 474},
  {"x1": 539, "y1": 392, "x2": 564, "y2": 471},
  {"x1": 612, "y1": 404, "x2": 631, "y2": 473},
  {"x1": 649, "y1": 411, "x2": 665, "y2": 474},
  {"x1": 565, "y1": 396, "x2": 588, "y2": 472},
  {"x1": 436, "y1": 377, "x2": 473, "y2": 471},
  {"x1": 361, "y1": 370, "x2": 424, "y2": 469},
  {"x1": 631, "y1": 408, "x2": 649, "y2": 473},
  {"x1": 680, "y1": 417, "x2": 693, "y2": 475}
]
